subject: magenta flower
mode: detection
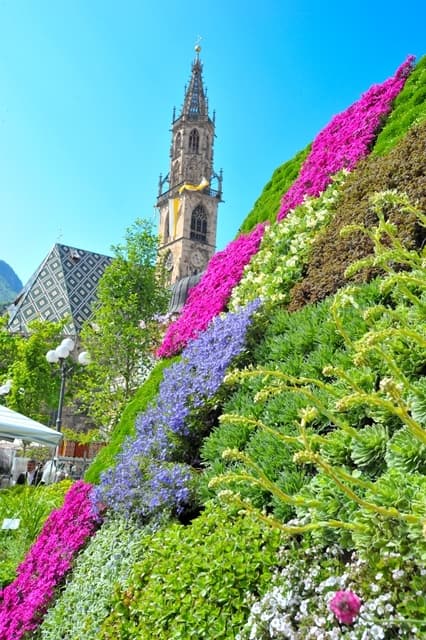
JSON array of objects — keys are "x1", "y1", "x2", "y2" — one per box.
[
  {"x1": 157, "y1": 223, "x2": 265, "y2": 357},
  {"x1": 277, "y1": 56, "x2": 414, "y2": 221},
  {"x1": 0, "y1": 481, "x2": 99, "y2": 640},
  {"x1": 329, "y1": 589, "x2": 362, "y2": 625}
]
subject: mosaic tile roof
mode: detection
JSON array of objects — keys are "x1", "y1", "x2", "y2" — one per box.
[{"x1": 7, "y1": 244, "x2": 112, "y2": 335}]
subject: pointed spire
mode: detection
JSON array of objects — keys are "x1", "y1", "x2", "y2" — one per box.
[{"x1": 181, "y1": 43, "x2": 208, "y2": 120}]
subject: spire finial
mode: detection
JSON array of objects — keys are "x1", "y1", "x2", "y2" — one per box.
[{"x1": 194, "y1": 35, "x2": 202, "y2": 56}]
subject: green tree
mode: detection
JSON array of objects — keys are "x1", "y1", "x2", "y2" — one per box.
[
  {"x1": 76, "y1": 218, "x2": 169, "y2": 434},
  {"x1": 0, "y1": 316, "x2": 19, "y2": 378},
  {"x1": 0, "y1": 318, "x2": 65, "y2": 424}
]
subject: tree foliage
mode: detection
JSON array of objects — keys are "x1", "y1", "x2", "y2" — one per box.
[
  {"x1": 76, "y1": 218, "x2": 170, "y2": 433},
  {"x1": 0, "y1": 317, "x2": 65, "y2": 425}
]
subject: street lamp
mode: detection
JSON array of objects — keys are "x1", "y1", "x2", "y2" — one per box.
[
  {"x1": 0, "y1": 380, "x2": 12, "y2": 396},
  {"x1": 46, "y1": 338, "x2": 90, "y2": 432}
]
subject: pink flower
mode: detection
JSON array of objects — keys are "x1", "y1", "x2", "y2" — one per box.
[
  {"x1": 329, "y1": 589, "x2": 362, "y2": 625},
  {"x1": 156, "y1": 223, "x2": 265, "y2": 357},
  {"x1": 277, "y1": 55, "x2": 414, "y2": 221},
  {"x1": 0, "y1": 481, "x2": 100, "y2": 640}
]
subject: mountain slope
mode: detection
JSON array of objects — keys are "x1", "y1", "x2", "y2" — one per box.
[{"x1": 0, "y1": 260, "x2": 22, "y2": 305}]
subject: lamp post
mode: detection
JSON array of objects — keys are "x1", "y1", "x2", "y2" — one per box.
[
  {"x1": 46, "y1": 338, "x2": 90, "y2": 432},
  {"x1": 0, "y1": 380, "x2": 12, "y2": 397}
]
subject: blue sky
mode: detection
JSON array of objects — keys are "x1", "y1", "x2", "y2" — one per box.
[{"x1": 0, "y1": 0, "x2": 425, "y2": 285}]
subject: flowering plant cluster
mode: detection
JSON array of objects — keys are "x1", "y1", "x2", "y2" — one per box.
[
  {"x1": 0, "y1": 481, "x2": 99, "y2": 640},
  {"x1": 277, "y1": 56, "x2": 414, "y2": 221},
  {"x1": 38, "y1": 516, "x2": 148, "y2": 640},
  {"x1": 229, "y1": 171, "x2": 347, "y2": 311},
  {"x1": 157, "y1": 224, "x2": 265, "y2": 357},
  {"x1": 94, "y1": 300, "x2": 262, "y2": 521},
  {"x1": 237, "y1": 544, "x2": 420, "y2": 639}
]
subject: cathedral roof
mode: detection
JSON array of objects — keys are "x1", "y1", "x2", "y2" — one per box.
[
  {"x1": 168, "y1": 272, "x2": 203, "y2": 315},
  {"x1": 7, "y1": 243, "x2": 112, "y2": 336}
]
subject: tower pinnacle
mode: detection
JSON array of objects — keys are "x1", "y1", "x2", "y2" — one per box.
[{"x1": 182, "y1": 43, "x2": 208, "y2": 120}]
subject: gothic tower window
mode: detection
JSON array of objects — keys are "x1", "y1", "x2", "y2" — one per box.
[
  {"x1": 188, "y1": 129, "x2": 199, "y2": 153},
  {"x1": 190, "y1": 205, "x2": 207, "y2": 242}
]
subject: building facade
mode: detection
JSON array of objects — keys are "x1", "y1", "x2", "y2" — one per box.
[{"x1": 156, "y1": 46, "x2": 222, "y2": 285}]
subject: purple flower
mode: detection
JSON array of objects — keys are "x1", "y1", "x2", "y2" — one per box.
[
  {"x1": 329, "y1": 590, "x2": 362, "y2": 625},
  {"x1": 95, "y1": 300, "x2": 262, "y2": 521}
]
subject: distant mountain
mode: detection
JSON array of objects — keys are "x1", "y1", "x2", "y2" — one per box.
[{"x1": 0, "y1": 260, "x2": 23, "y2": 306}]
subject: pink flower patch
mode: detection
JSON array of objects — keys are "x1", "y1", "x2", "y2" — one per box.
[
  {"x1": 329, "y1": 589, "x2": 362, "y2": 625},
  {"x1": 277, "y1": 56, "x2": 414, "y2": 221},
  {"x1": 0, "y1": 481, "x2": 100, "y2": 640},
  {"x1": 156, "y1": 223, "x2": 265, "y2": 357}
]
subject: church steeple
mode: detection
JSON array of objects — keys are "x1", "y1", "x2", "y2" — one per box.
[
  {"x1": 156, "y1": 45, "x2": 223, "y2": 285},
  {"x1": 182, "y1": 47, "x2": 208, "y2": 119}
]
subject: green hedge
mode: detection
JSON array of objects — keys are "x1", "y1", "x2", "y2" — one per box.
[
  {"x1": 372, "y1": 55, "x2": 426, "y2": 156},
  {"x1": 238, "y1": 144, "x2": 311, "y2": 234},
  {"x1": 84, "y1": 357, "x2": 177, "y2": 484},
  {"x1": 98, "y1": 503, "x2": 281, "y2": 640}
]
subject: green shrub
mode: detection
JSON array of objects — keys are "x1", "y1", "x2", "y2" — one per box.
[
  {"x1": 289, "y1": 121, "x2": 426, "y2": 310},
  {"x1": 373, "y1": 55, "x2": 426, "y2": 156},
  {"x1": 38, "y1": 516, "x2": 149, "y2": 640},
  {"x1": 98, "y1": 503, "x2": 281, "y2": 640},
  {"x1": 84, "y1": 357, "x2": 177, "y2": 484},
  {"x1": 210, "y1": 195, "x2": 426, "y2": 563},
  {"x1": 238, "y1": 144, "x2": 311, "y2": 234},
  {"x1": 202, "y1": 280, "x2": 382, "y2": 516}
]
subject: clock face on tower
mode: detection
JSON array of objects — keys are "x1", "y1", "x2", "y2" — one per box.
[{"x1": 190, "y1": 249, "x2": 204, "y2": 269}]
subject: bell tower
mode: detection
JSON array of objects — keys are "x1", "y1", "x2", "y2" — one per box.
[{"x1": 157, "y1": 45, "x2": 223, "y2": 284}]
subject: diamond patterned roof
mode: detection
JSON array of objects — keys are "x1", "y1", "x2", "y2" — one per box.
[{"x1": 7, "y1": 244, "x2": 111, "y2": 335}]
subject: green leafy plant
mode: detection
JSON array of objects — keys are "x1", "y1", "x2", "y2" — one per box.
[
  {"x1": 0, "y1": 481, "x2": 72, "y2": 587},
  {"x1": 238, "y1": 144, "x2": 311, "y2": 234},
  {"x1": 373, "y1": 55, "x2": 426, "y2": 156},
  {"x1": 210, "y1": 192, "x2": 426, "y2": 563},
  {"x1": 37, "y1": 516, "x2": 149, "y2": 640},
  {"x1": 98, "y1": 503, "x2": 281, "y2": 640}
]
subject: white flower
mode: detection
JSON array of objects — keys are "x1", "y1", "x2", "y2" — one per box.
[{"x1": 391, "y1": 569, "x2": 405, "y2": 580}]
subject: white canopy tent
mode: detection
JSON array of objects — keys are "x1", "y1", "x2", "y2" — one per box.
[{"x1": 0, "y1": 405, "x2": 63, "y2": 448}]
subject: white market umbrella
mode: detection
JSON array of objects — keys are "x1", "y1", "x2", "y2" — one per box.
[{"x1": 0, "y1": 405, "x2": 62, "y2": 448}]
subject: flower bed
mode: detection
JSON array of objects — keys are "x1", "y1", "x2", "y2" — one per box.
[
  {"x1": 277, "y1": 56, "x2": 414, "y2": 221},
  {"x1": 95, "y1": 300, "x2": 262, "y2": 520},
  {"x1": 157, "y1": 224, "x2": 265, "y2": 358},
  {"x1": 0, "y1": 481, "x2": 99, "y2": 640}
]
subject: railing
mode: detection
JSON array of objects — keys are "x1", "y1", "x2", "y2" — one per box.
[{"x1": 157, "y1": 181, "x2": 222, "y2": 204}]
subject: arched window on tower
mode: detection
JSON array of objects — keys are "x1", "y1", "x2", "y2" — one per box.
[
  {"x1": 190, "y1": 205, "x2": 207, "y2": 242},
  {"x1": 188, "y1": 129, "x2": 199, "y2": 153}
]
